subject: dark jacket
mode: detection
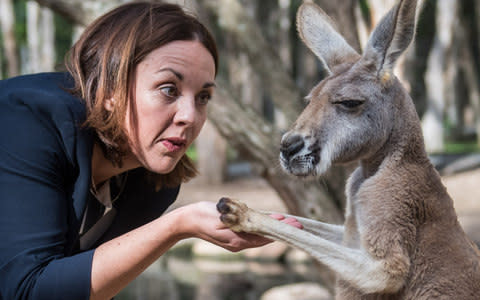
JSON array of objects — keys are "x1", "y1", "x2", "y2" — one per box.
[{"x1": 0, "y1": 73, "x2": 179, "y2": 300}]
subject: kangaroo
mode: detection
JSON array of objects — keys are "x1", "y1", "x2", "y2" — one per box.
[{"x1": 217, "y1": 0, "x2": 480, "y2": 299}]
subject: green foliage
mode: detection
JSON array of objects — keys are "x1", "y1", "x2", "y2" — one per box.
[
  {"x1": 54, "y1": 14, "x2": 73, "y2": 69},
  {"x1": 186, "y1": 144, "x2": 241, "y2": 163},
  {"x1": 14, "y1": 0, "x2": 27, "y2": 46},
  {"x1": 186, "y1": 146, "x2": 198, "y2": 162},
  {"x1": 444, "y1": 116, "x2": 479, "y2": 154},
  {"x1": 0, "y1": 34, "x2": 3, "y2": 79},
  {"x1": 358, "y1": 0, "x2": 371, "y2": 26},
  {"x1": 444, "y1": 141, "x2": 480, "y2": 154}
]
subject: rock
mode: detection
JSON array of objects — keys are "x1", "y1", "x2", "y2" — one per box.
[{"x1": 261, "y1": 282, "x2": 333, "y2": 300}]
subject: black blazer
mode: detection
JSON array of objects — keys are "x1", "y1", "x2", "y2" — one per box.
[{"x1": 0, "y1": 73, "x2": 179, "y2": 300}]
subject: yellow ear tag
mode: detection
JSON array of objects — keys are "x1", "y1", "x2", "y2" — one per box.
[{"x1": 381, "y1": 71, "x2": 392, "y2": 84}]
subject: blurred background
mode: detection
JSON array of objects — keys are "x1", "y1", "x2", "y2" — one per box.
[{"x1": 1, "y1": 0, "x2": 479, "y2": 299}]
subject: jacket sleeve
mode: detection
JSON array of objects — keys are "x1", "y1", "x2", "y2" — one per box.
[{"x1": 0, "y1": 75, "x2": 93, "y2": 300}]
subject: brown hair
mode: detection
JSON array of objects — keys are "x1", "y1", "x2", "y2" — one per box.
[{"x1": 66, "y1": 1, "x2": 218, "y2": 188}]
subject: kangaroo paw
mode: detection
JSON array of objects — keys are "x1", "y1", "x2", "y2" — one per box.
[{"x1": 216, "y1": 197, "x2": 254, "y2": 232}]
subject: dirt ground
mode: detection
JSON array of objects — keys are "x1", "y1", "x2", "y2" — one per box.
[{"x1": 175, "y1": 167, "x2": 480, "y2": 243}]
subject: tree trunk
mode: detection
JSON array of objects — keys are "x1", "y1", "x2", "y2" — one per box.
[
  {"x1": 40, "y1": 6, "x2": 55, "y2": 71},
  {"x1": 27, "y1": 1, "x2": 56, "y2": 73},
  {"x1": 421, "y1": 0, "x2": 458, "y2": 153},
  {"x1": 200, "y1": 0, "x2": 305, "y2": 124},
  {"x1": 260, "y1": 0, "x2": 292, "y2": 130},
  {"x1": 476, "y1": 0, "x2": 480, "y2": 146},
  {"x1": 456, "y1": 4, "x2": 480, "y2": 147},
  {"x1": 194, "y1": 120, "x2": 228, "y2": 185},
  {"x1": 0, "y1": 33, "x2": 3, "y2": 79},
  {"x1": 27, "y1": 1, "x2": 41, "y2": 73},
  {"x1": 445, "y1": 3, "x2": 472, "y2": 142},
  {"x1": 478, "y1": 0, "x2": 480, "y2": 73},
  {"x1": 35, "y1": 0, "x2": 116, "y2": 26},
  {"x1": 354, "y1": 2, "x2": 369, "y2": 49},
  {"x1": 0, "y1": 0, "x2": 20, "y2": 77}
]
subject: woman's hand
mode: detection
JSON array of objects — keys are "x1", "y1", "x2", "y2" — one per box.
[
  {"x1": 174, "y1": 201, "x2": 303, "y2": 252},
  {"x1": 90, "y1": 200, "x2": 303, "y2": 299},
  {"x1": 268, "y1": 213, "x2": 304, "y2": 229}
]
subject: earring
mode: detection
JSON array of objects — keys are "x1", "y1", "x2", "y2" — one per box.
[{"x1": 104, "y1": 98, "x2": 115, "y2": 112}]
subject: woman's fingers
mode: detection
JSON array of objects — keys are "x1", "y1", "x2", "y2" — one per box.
[
  {"x1": 282, "y1": 217, "x2": 304, "y2": 229},
  {"x1": 268, "y1": 213, "x2": 285, "y2": 220},
  {"x1": 269, "y1": 214, "x2": 304, "y2": 229}
]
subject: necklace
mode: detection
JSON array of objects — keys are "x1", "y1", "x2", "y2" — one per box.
[{"x1": 90, "y1": 172, "x2": 129, "y2": 205}]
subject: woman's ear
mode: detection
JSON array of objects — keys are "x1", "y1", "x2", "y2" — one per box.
[{"x1": 104, "y1": 98, "x2": 115, "y2": 112}]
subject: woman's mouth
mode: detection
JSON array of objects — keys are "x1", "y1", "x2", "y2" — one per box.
[{"x1": 160, "y1": 137, "x2": 187, "y2": 152}]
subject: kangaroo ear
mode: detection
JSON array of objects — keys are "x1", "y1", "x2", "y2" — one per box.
[
  {"x1": 296, "y1": 1, "x2": 359, "y2": 74},
  {"x1": 364, "y1": 0, "x2": 418, "y2": 77}
]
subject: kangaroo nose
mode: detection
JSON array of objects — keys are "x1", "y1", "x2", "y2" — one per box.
[{"x1": 280, "y1": 134, "x2": 305, "y2": 160}]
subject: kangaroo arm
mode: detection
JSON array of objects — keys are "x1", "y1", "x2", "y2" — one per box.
[
  {"x1": 262, "y1": 211, "x2": 344, "y2": 244},
  {"x1": 219, "y1": 198, "x2": 407, "y2": 294}
]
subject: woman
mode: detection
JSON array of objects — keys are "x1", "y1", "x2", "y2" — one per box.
[{"x1": 0, "y1": 2, "x2": 301, "y2": 300}]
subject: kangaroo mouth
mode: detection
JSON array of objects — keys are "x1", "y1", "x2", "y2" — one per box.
[{"x1": 279, "y1": 150, "x2": 320, "y2": 177}]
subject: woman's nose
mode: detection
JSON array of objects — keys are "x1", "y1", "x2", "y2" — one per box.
[{"x1": 174, "y1": 96, "x2": 196, "y2": 126}]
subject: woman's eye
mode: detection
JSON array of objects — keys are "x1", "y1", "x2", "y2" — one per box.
[
  {"x1": 335, "y1": 100, "x2": 364, "y2": 109},
  {"x1": 160, "y1": 85, "x2": 179, "y2": 98},
  {"x1": 197, "y1": 91, "x2": 212, "y2": 106}
]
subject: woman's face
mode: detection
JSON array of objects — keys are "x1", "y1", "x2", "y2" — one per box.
[{"x1": 125, "y1": 40, "x2": 216, "y2": 174}]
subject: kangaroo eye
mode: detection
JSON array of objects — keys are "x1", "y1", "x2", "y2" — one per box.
[{"x1": 335, "y1": 100, "x2": 364, "y2": 109}]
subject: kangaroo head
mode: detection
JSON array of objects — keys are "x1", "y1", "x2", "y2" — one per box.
[{"x1": 280, "y1": 0, "x2": 418, "y2": 177}]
